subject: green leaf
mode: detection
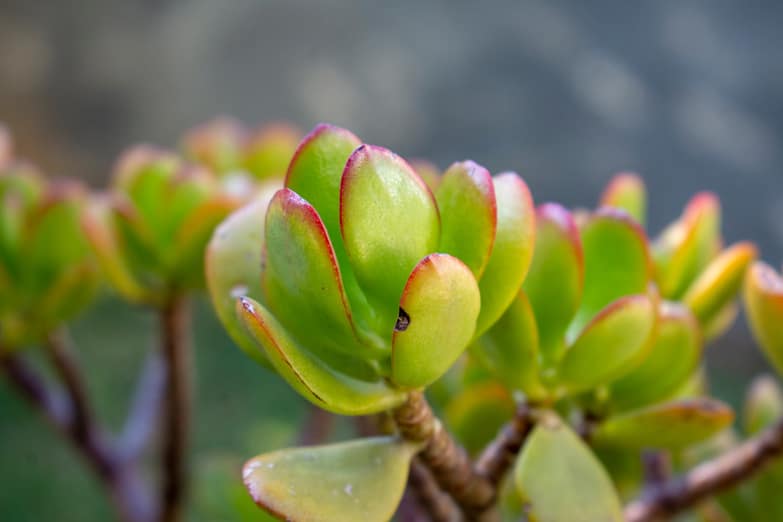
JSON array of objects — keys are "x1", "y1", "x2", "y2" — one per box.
[
  {"x1": 743, "y1": 262, "x2": 783, "y2": 376},
  {"x1": 236, "y1": 297, "x2": 406, "y2": 415},
  {"x1": 340, "y1": 145, "x2": 440, "y2": 333},
  {"x1": 514, "y1": 413, "x2": 623, "y2": 522},
  {"x1": 683, "y1": 241, "x2": 756, "y2": 328},
  {"x1": 471, "y1": 289, "x2": 546, "y2": 399},
  {"x1": 445, "y1": 381, "x2": 515, "y2": 454},
  {"x1": 435, "y1": 161, "x2": 496, "y2": 279},
  {"x1": 206, "y1": 195, "x2": 275, "y2": 368},
  {"x1": 243, "y1": 123, "x2": 301, "y2": 180},
  {"x1": 610, "y1": 302, "x2": 702, "y2": 410},
  {"x1": 474, "y1": 172, "x2": 536, "y2": 337},
  {"x1": 569, "y1": 208, "x2": 652, "y2": 338},
  {"x1": 391, "y1": 253, "x2": 480, "y2": 388},
  {"x1": 654, "y1": 193, "x2": 721, "y2": 299},
  {"x1": 409, "y1": 159, "x2": 440, "y2": 191},
  {"x1": 599, "y1": 172, "x2": 647, "y2": 226},
  {"x1": 743, "y1": 375, "x2": 783, "y2": 436},
  {"x1": 558, "y1": 294, "x2": 657, "y2": 393},
  {"x1": 243, "y1": 437, "x2": 418, "y2": 522},
  {"x1": 523, "y1": 204, "x2": 583, "y2": 362},
  {"x1": 594, "y1": 398, "x2": 734, "y2": 450},
  {"x1": 181, "y1": 117, "x2": 246, "y2": 173},
  {"x1": 263, "y1": 188, "x2": 379, "y2": 360}
]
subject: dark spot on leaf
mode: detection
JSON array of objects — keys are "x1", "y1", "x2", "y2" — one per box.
[{"x1": 395, "y1": 307, "x2": 410, "y2": 332}]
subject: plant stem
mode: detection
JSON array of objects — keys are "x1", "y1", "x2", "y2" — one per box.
[
  {"x1": 46, "y1": 330, "x2": 92, "y2": 444},
  {"x1": 625, "y1": 417, "x2": 783, "y2": 522},
  {"x1": 392, "y1": 392, "x2": 496, "y2": 521},
  {"x1": 1, "y1": 353, "x2": 153, "y2": 522},
  {"x1": 400, "y1": 458, "x2": 461, "y2": 522},
  {"x1": 475, "y1": 402, "x2": 533, "y2": 487},
  {"x1": 121, "y1": 351, "x2": 166, "y2": 461},
  {"x1": 160, "y1": 296, "x2": 191, "y2": 522},
  {"x1": 297, "y1": 404, "x2": 335, "y2": 446}
]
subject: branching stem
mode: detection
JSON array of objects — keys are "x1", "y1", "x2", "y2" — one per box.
[{"x1": 625, "y1": 417, "x2": 783, "y2": 522}]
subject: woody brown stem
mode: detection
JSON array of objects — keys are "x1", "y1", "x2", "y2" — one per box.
[
  {"x1": 475, "y1": 402, "x2": 533, "y2": 487},
  {"x1": 46, "y1": 330, "x2": 92, "y2": 443},
  {"x1": 393, "y1": 392, "x2": 496, "y2": 521},
  {"x1": 400, "y1": 458, "x2": 461, "y2": 522},
  {"x1": 160, "y1": 296, "x2": 191, "y2": 522},
  {"x1": 625, "y1": 417, "x2": 783, "y2": 522}
]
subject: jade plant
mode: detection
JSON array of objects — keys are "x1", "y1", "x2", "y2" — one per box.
[{"x1": 4, "y1": 117, "x2": 783, "y2": 522}]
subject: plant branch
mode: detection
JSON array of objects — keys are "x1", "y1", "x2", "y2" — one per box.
[
  {"x1": 0, "y1": 352, "x2": 153, "y2": 522},
  {"x1": 120, "y1": 351, "x2": 166, "y2": 461},
  {"x1": 399, "y1": 458, "x2": 461, "y2": 522},
  {"x1": 46, "y1": 329, "x2": 93, "y2": 443},
  {"x1": 392, "y1": 391, "x2": 497, "y2": 521},
  {"x1": 475, "y1": 402, "x2": 533, "y2": 487},
  {"x1": 625, "y1": 417, "x2": 783, "y2": 522},
  {"x1": 159, "y1": 295, "x2": 191, "y2": 522}
]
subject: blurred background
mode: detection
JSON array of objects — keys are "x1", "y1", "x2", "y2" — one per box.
[{"x1": 1, "y1": 0, "x2": 782, "y2": 520}]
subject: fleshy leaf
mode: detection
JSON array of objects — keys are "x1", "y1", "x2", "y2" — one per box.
[
  {"x1": 471, "y1": 289, "x2": 546, "y2": 399},
  {"x1": 701, "y1": 302, "x2": 739, "y2": 342},
  {"x1": 558, "y1": 294, "x2": 656, "y2": 393},
  {"x1": 409, "y1": 159, "x2": 440, "y2": 191},
  {"x1": 237, "y1": 297, "x2": 406, "y2": 415},
  {"x1": 599, "y1": 172, "x2": 647, "y2": 226},
  {"x1": 743, "y1": 262, "x2": 783, "y2": 376},
  {"x1": 744, "y1": 375, "x2": 783, "y2": 436},
  {"x1": 391, "y1": 253, "x2": 480, "y2": 389},
  {"x1": 475, "y1": 173, "x2": 536, "y2": 337},
  {"x1": 243, "y1": 123, "x2": 301, "y2": 180},
  {"x1": 243, "y1": 437, "x2": 418, "y2": 522},
  {"x1": 610, "y1": 302, "x2": 702, "y2": 410},
  {"x1": 523, "y1": 204, "x2": 583, "y2": 362},
  {"x1": 206, "y1": 195, "x2": 275, "y2": 367},
  {"x1": 683, "y1": 241, "x2": 756, "y2": 328},
  {"x1": 341, "y1": 145, "x2": 440, "y2": 333},
  {"x1": 181, "y1": 117, "x2": 246, "y2": 173},
  {"x1": 435, "y1": 161, "x2": 496, "y2": 279},
  {"x1": 594, "y1": 399, "x2": 734, "y2": 450},
  {"x1": 284, "y1": 125, "x2": 373, "y2": 332},
  {"x1": 514, "y1": 414, "x2": 623, "y2": 522},
  {"x1": 569, "y1": 208, "x2": 652, "y2": 338},
  {"x1": 263, "y1": 189, "x2": 376, "y2": 359},
  {"x1": 655, "y1": 193, "x2": 721, "y2": 299},
  {"x1": 445, "y1": 382, "x2": 515, "y2": 454}
]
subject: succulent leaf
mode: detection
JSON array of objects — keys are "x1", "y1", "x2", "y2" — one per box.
[
  {"x1": 523, "y1": 204, "x2": 583, "y2": 362},
  {"x1": 243, "y1": 437, "x2": 418, "y2": 522},
  {"x1": 743, "y1": 262, "x2": 783, "y2": 376},
  {"x1": 600, "y1": 172, "x2": 647, "y2": 226},
  {"x1": 237, "y1": 297, "x2": 406, "y2": 415},
  {"x1": 475, "y1": 172, "x2": 536, "y2": 337},
  {"x1": 514, "y1": 413, "x2": 623, "y2": 522},
  {"x1": 435, "y1": 161, "x2": 497, "y2": 279},
  {"x1": 744, "y1": 375, "x2": 783, "y2": 436},
  {"x1": 391, "y1": 253, "x2": 480, "y2": 389},
  {"x1": 593, "y1": 398, "x2": 734, "y2": 450}
]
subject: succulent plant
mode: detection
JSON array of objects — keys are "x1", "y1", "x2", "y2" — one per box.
[
  {"x1": 83, "y1": 146, "x2": 241, "y2": 306},
  {"x1": 0, "y1": 159, "x2": 98, "y2": 349},
  {"x1": 207, "y1": 123, "x2": 536, "y2": 415}
]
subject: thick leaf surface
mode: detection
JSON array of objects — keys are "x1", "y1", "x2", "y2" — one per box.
[
  {"x1": 594, "y1": 399, "x2": 734, "y2": 450},
  {"x1": 341, "y1": 145, "x2": 440, "y2": 333},
  {"x1": 243, "y1": 437, "x2": 417, "y2": 522},
  {"x1": 558, "y1": 295, "x2": 656, "y2": 393},
  {"x1": 391, "y1": 254, "x2": 480, "y2": 388},
  {"x1": 514, "y1": 414, "x2": 623, "y2": 522},
  {"x1": 445, "y1": 381, "x2": 515, "y2": 454},
  {"x1": 569, "y1": 209, "x2": 651, "y2": 338},
  {"x1": 744, "y1": 375, "x2": 783, "y2": 436},
  {"x1": 683, "y1": 241, "x2": 756, "y2": 328},
  {"x1": 610, "y1": 302, "x2": 702, "y2": 410},
  {"x1": 263, "y1": 189, "x2": 376, "y2": 358},
  {"x1": 655, "y1": 193, "x2": 721, "y2": 299},
  {"x1": 523, "y1": 204, "x2": 583, "y2": 362},
  {"x1": 237, "y1": 297, "x2": 405, "y2": 415},
  {"x1": 600, "y1": 172, "x2": 647, "y2": 225},
  {"x1": 435, "y1": 161, "x2": 496, "y2": 279},
  {"x1": 471, "y1": 289, "x2": 546, "y2": 398},
  {"x1": 243, "y1": 123, "x2": 301, "y2": 180},
  {"x1": 475, "y1": 173, "x2": 536, "y2": 337},
  {"x1": 743, "y1": 262, "x2": 783, "y2": 376},
  {"x1": 206, "y1": 195, "x2": 275, "y2": 367}
]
